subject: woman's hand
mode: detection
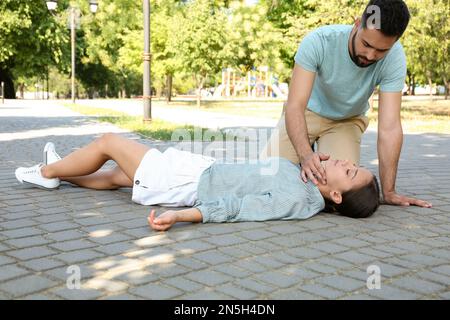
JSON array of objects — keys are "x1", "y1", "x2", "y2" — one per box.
[{"x1": 148, "y1": 209, "x2": 178, "y2": 231}]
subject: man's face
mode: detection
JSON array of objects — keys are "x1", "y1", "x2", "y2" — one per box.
[{"x1": 350, "y1": 21, "x2": 398, "y2": 68}]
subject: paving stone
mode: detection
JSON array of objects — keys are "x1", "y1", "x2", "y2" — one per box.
[
  {"x1": 0, "y1": 265, "x2": 29, "y2": 282},
  {"x1": 130, "y1": 283, "x2": 182, "y2": 299},
  {"x1": 186, "y1": 270, "x2": 232, "y2": 286},
  {"x1": 299, "y1": 284, "x2": 345, "y2": 299},
  {"x1": 317, "y1": 275, "x2": 365, "y2": 292},
  {"x1": 20, "y1": 257, "x2": 65, "y2": 272},
  {"x1": 216, "y1": 283, "x2": 258, "y2": 299},
  {"x1": 365, "y1": 285, "x2": 421, "y2": 300},
  {"x1": 0, "y1": 275, "x2": 57, "y2": 298},
  {"x1": 52, "y1": 287, "x2": 103, "y2": 300},
  {"x1": 7, "y1": 246, "x2": 57, "y2": 261},
  {"x1": 390, "y1": 276, "x2": 446, "y2": 295},
  {"x1": 4, "y1": 235, "x2": 53, "y2": 249}
]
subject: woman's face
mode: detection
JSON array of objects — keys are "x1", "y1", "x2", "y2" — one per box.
[{"x1": 322, "y1": 159, "x2": 373, "y2": 194}]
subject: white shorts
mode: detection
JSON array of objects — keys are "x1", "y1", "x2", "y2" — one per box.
[{"x1": 132, "y1": 147, "x2": 216, "y2": 207}]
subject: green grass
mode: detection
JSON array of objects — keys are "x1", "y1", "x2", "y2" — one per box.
[
  {"x1": 367, "y1": 99, "x2": 450, "y2": 134},
  {"x1": 64, "y1": 103, "x2": 221, "y2": 141},
  {"x1": 158, "y1": 97, "x2": 450, "y2": 134}
]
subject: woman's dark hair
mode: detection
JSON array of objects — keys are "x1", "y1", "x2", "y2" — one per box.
[
  {"x1": 324, "y1": 175, "x2": 381, "y2": 218},
  {"x1": 361, "y1": 0, "x2": 410, "y2": 38}
]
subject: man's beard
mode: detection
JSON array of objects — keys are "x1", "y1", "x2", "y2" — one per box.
[{"x1": 350, "y1": 31, "x2": 377, "y2": 68}]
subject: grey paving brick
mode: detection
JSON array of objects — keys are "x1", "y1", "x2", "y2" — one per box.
[
  {"x1": 47, "y1": 230, "x2": 85, "y2": 242},
  {"x1": 237, "y1": 278, "x2": 277, "y2": 294},
  {"x1": 0, "y1": 255, "x2": 15, "y2": 266},
  {"x1": 164, "y1": 276, "x2": 204, "y2": 292},
  {"x1": 39, "y1": 221, "x2": 80, "y2": 232},
  {"x1": 54, "y1": 249, "x2": 105, "y2": 264},
  {"x1": 0, "y1": 275, "x2": 57, "y2": 298},
  {"x1": 1, "y1": 227, "x2": 44, "y2": 239},
  {"x1": 210, "y1": 264, "x2": 252, "y2": 278},
  {"x1": 416, "y1": 270, "x2": 450, "y2": 285},
  {"x1": 309, "y1": 242, "x2": 349, "y2": 254},
  {"x1": 130, "y1": 283, "x2": 182, "y2": 299},
  {"x1": 431, "y1": 265, "x2": 450, "y2": 277},
  {"x1": 192, "y1": 251, "x2": 235, "y2": 266},
  {"x1": 299, "y1": 284, "x2": 345, "y2": 299},
  {"x1": 0, "y1": 265, "x2": 29, "y2": 282},
  {"x1": 390, "y1": 276, "x2": 446, "y2": 295},
  {"x1": 49, "y1": 239, "x2": 96, "y2": 252},
  {"x1": 286, "y1": 247, "x2": 325, "y2": 259},
  {"x1": 334, "y1": 251, "x2": 376, "y2": 264},
  {"x1": 7, "y1": 246, "x2": 57, "y2": 261},
  {"x1": 0, "y1": 218, "x2": 38, "y2": 230},
  {"x1": 20, "y1": 257, "x2": 65, "y2": 272},
  {"x1": 180, "y1": 290, "x2": 232, "y2": 300},
  {"x1": 317, "y1": 275, "x2": 365, "y2": 292},
  {"x1": 333, "y1": 237, "x2": 372, "y2": 248},
  {"x1": 216, "y1": 283, "x2": 258, "y2": 299},
  {"x1": 5, "y1": 235, "x2": 53, "y2": 249},
  {"x1": 237, "y1": 229, "x2": 277, "y2": 241},
  {"x1": 94, "y1": 242, "x2": 135, "y2": 255},
  {"x1": 255, "y1": 271, "x2": 299, "y2": 288},
  {"x1": 186, "y1": 269, "x2": 233, "y2": 286},
  {"x1": 365, "y1": 285, "x2": 420, "y2": 300},
  {"x1": 89, "y1": 232, "x2": 132, "y2": 245},
  {"x1": 204, "y1": 234, "x2": 247, "y2": 246},
  {"x1": 169, "y1": 239, "x2": 215, "y2": 252},
  {"x1": 52, "y1": 287, "x2": 103, "y2": 300},
  {"x1": 271, "y1": 288, "x2": 322, "y2": 300}
]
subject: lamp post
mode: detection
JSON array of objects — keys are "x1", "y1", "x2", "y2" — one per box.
[
  {"x1": 143, "y1": 0, "x2": 151, "y2": 122},
  {"x1": 46, "y1": 0, "x2": 98, "y2": 104}
]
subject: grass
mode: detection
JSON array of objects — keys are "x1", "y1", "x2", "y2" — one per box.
[
  {"x1": 157, "y1": 97, "x2": 450, "y2": 134},
  {"x1": 64, "y1": 103, "x2": 221, "y2": 141},
  {"x1": 64, "y1": 97, "x2": 450, "y2": 136}
]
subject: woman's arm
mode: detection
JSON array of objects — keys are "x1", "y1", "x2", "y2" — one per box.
[{"x1": 147, "y1": 208, "x2": 203, "y2": 231}]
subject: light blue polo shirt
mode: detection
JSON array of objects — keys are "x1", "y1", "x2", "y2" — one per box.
[{"x1": 294, "y1": 25, "x2": 407, "y2": 120}]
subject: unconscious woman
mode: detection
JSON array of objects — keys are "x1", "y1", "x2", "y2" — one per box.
[{"x1": 14, "y1": 133, "x2": 380, "y2": 231}]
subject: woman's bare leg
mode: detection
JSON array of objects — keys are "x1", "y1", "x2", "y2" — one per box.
[
  {"x1": 41, "y1": 133, "x2": 150, "y2": 182},
  {"x1": 63, "y1": 166, "x2": 133, "y2": 190}
]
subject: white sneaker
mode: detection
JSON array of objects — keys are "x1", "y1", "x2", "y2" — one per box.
[
  {"x1": 15, "y1": 163, "x2": 60, "y2": 189},
  {"x1": 43, "y1": 142, "x2": 61, "y2": 165}
]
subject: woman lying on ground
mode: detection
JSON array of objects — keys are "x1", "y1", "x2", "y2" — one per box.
[{"x1": 15, "y1": 133, "x2": 380, "y2": 231}]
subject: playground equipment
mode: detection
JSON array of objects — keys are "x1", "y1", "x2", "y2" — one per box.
[{"x1": 214, "y1": 66, "x2": 288, "y2": 99}]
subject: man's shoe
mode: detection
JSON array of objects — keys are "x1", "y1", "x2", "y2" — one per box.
[
  {"x1": 43, "y1": 142, "x2": 62, "y2": 165},
  {"x1": 15, "y1": 163, "x2": 60, "y2": 189}
]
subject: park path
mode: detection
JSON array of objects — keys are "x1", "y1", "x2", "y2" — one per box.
[{"x1": 0, "y1": 99, "x2": 449, "y2": 300}]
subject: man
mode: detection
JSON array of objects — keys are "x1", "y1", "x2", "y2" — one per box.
[{"x1": 261, "y1": 0, "x2": 431, "y2": 208}]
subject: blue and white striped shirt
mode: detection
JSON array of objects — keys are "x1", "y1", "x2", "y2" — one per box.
[{"x1": 194, "y1": 158, "x2": 325, "y2": 223}]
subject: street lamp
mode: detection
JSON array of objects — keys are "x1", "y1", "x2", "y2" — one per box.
[
  {"x1": 47, "y1": 0, "x2": 98, "y2": 104},
  {"x1": 143, "y1": 0, "x2": 152, "y2": 122}
]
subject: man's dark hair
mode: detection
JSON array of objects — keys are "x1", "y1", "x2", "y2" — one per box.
[
  {"x1": 324, "y1": 175, "x2": 381, "y2": 219},
  {"x1": 361, "y1": 0, "x2": 411, "y2": 38}
]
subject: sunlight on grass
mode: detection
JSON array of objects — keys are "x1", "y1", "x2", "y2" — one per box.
[{"x1": 64, "y1": 103, "x2": 221, "y2": 140}]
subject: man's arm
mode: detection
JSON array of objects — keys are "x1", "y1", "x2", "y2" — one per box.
[
  {"x1": 377, "y1": 91, "x2": 432, "y2": 207},
  {"x1": 285, "y1": 64, "x2": 328, "y2": 185}
]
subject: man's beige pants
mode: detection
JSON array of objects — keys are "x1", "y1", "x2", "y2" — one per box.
[{"x1": 260, "y1": 109, "x2": 369, "y2": 165}]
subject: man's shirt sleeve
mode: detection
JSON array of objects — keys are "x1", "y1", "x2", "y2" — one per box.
[
  {"x1": 379, "y1": 44, "x2": 407, "y2": 92},
  {"x1": 294, "y1": 30, "x2": 324, "y2": 73}
]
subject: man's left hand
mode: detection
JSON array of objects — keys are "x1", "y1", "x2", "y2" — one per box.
[{"x1": 383, "y1": 191, "x2": 432, "y2": 208}]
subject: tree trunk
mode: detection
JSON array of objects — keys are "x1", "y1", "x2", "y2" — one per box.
[
  {"x1": 196, "y1": 75, "x2": 206, "y2": 108},
  {"x1": 428, "y1": 76, "x2": 433, "y2": 98},
  {"x1": 412, "y1": 75, "x2": 416, "y2": 95},
  {"x1": 0, "y1": 68, "x2": 16, "y2": 99},
  {"x1": 19, "y1": 83, "x2": 24, "y2": 99},
  {"x1": 166, "y1": 74, "x2": 172, "y2": 103}
]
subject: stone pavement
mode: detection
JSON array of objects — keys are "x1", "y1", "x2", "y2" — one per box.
[{"x1": 0, "y1": 99, "x2": 449, "y2": 300}]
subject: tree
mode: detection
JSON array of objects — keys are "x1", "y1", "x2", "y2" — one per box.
[
  {"x1": 174, "y1": 0, "x2": 230, "y2": 106},
  {"x1": 0, "y1": 0, "x2": 68, "y2": 98}
]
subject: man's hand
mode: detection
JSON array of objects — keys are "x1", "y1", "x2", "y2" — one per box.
[
  {"x1": 148, "y1": 209, "x2": 178, "y2": 231},
  {"x1": 300, "y1": 152, "x2": 329, "y2": 185},
  {"x1": 383, "y1": 191, "x2": 432, "y2": 208}
]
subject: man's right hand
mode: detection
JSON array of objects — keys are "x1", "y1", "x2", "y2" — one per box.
[{"x1": 300, "y1": 152, "x2": 329, "y2": 185}]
